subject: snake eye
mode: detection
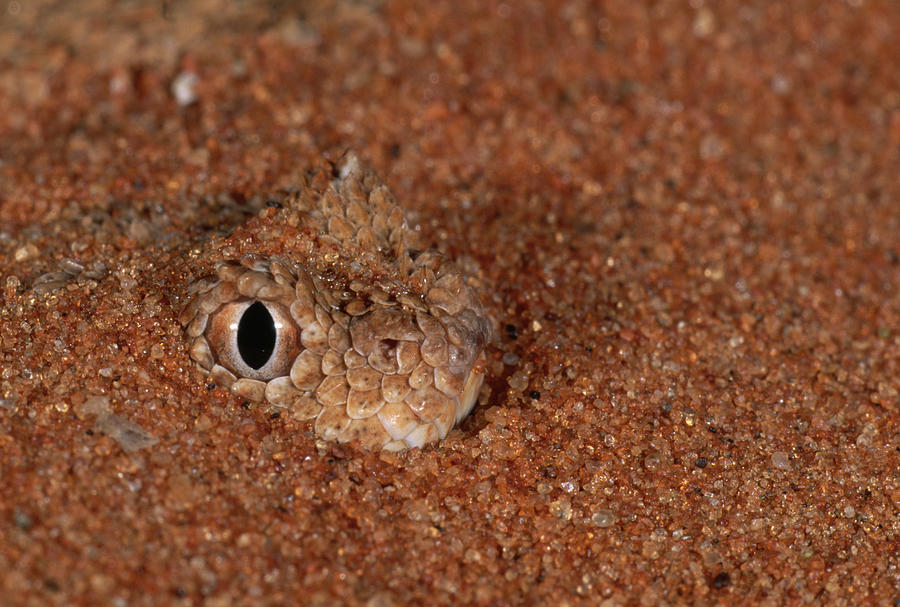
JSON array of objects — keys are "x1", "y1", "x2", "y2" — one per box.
[{"x1": 205, "y1": 299, "x2": 301, "y2": 380}]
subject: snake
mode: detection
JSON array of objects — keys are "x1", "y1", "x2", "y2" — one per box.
[{"x1": 178, "y1": 154, "x2": 492, "y2": 450}]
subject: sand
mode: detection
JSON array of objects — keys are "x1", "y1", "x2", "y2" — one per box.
[{"x1": 1, "y1": 1, "x2": 898, "y2": 605}]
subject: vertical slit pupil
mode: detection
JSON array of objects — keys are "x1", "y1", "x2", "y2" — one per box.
[{"x1": 237, "y1": 301, "x2": 276, "y2": 370}]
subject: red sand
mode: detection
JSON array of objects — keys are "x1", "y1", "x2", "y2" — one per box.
[{"x1": 1, "y1": 1, "x2": 898, "y2": 605}]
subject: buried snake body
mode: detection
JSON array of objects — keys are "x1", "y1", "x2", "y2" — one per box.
[{"x1": 179, "y1": 155, "x2": 492, "y2": 450}]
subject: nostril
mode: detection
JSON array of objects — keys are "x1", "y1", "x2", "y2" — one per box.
[{"x1": 379, "y1": 338, "x2": 399, "y2": 353}]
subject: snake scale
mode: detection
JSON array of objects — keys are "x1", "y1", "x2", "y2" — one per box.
[{"x1": 179, "y1": 154, "x2": 492, "y2": 450}]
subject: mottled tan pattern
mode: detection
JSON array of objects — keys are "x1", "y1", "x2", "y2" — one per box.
[{"x1": 179, "y1": 155, "x2": 491, "y2": 450}]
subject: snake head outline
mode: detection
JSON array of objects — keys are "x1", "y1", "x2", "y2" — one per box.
[{"x1": 179, "y1": 153, "x2": 492, "y2": 450}]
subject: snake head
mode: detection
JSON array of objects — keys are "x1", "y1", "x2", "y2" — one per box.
[{"x1": 179, "y1": 154, "x2": 492, "y2": 450}]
